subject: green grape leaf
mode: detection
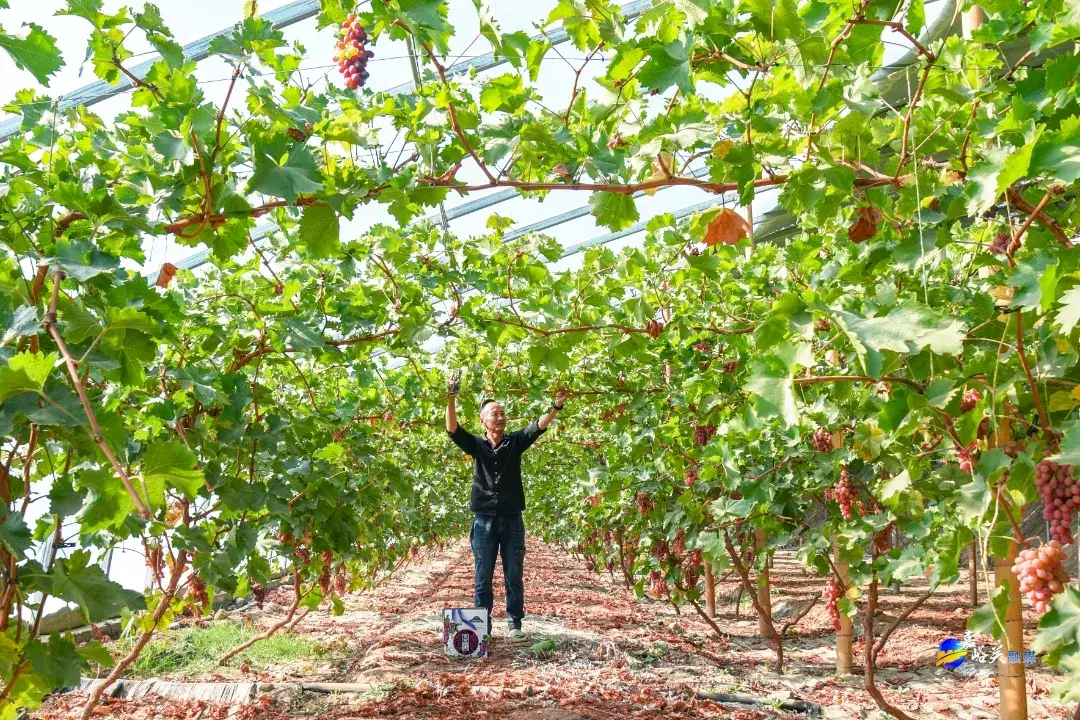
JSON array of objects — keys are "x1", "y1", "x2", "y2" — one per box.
[
  {"x1": 1034, "y1": 586, "x2": 1080, "y2": 654},
  {"x1": 247, "y1": 139, "x2": 323, "y2": 201},
  {"x1": 24, "y1": 634, "x2": 84, "y2": 689},
  {"x1": 0, "y1": 352, "x2": 56, "y2": 403},
  {"x1": 51, "y1": 239, "x2": 120, "y2": 282},
  {"x1": 968, "y1": 583, "x2": 1012, "y2": 640},
  {"x1": 1056, "y1": 286, "x2": 1080, "y2": 335},
  {"x1": 0, "y1": 23, "x2": 65, "y2": 86},
  {"x1": 589, "y1": 192, "x2": 639, "y2": 231},
  {"x1": 142, "y1": 440, "x2": 204, "y2": 499},
  {"x1": 298, "y1": 204, "x2": 340, "y2": 259},
  {"x1": 0, "y1": 510, "x2": 32, "y2": 555},
  {"x1": 2, "y1": 305, "x2": 41, "y2": 346},
  {"x1": 35, "y1": 550, "x2": 146, "y2": 622}
]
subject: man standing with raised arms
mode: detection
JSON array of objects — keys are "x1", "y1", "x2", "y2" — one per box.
[{"x1": 445, "y1": 376, "x2": 567, "y2": 640}]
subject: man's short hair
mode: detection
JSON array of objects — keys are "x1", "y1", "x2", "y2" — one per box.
[{"x1": 479, "y1": 398, "x2": 496, "y2": 414}]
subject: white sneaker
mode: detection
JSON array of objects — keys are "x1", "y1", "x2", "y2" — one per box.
[{"x1": 508, "y1": 628, "x2": 527, "y2": 641}]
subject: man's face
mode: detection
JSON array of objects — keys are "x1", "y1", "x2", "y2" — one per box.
[{"x1": 482, "y1": 402, "x2": 507, "y2": 435}]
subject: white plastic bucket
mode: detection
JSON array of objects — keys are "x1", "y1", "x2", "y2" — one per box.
[{"x1": 442, "y1": 608, "x2": 489, "y2": 658}]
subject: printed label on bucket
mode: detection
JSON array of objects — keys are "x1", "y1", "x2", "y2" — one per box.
[{"x1": 443, "y1": 608, "x2": 489, "y2": 659}]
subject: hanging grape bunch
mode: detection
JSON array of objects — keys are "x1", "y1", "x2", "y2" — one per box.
[
  {"x1": 961, "y1": 388, "x2": 981, "y2": 413},
  {"x1": 833, "y1": 468, "x2": 855, "y2": 520},
  {"x1": 823, "y1": 576, "x2": 843, "y2": 630},
  {"x1": 1036, "y1": 458, "x2": 1079, "y2": 545},
  {"x1": 635, "y1": 491, "x2": 653, "y2": 514},
  {"x1": 333, "y1": 13, "x2": 373, "y2": 89},
  {"x1": 694, "y1": 424, "x2": 717, "y2": 447},
  {"x1": 812, "y1": 427, "x2": 834, "y2": 453},
  {"x1": 649, "y1": 569, "x2": 668, "y2": 599},
  {"x1": 1013, "y1": 541, "x2": 1071, "y2": 614},
  {"x1": 685, "y1": 465, "x2": 699, "y2": 487}
]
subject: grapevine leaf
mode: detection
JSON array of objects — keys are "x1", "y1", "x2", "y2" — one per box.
[
  {"x1": 49, "y1": 473, "x2": 86, "y2": 518},
  {"x1": 298, "y1": 204, "x2": 340, "y2": 259},
  {"x1": 745, "y1": 355, "x2": 797, "y2": 427},
  {"x1": 2, "y1": 305, "x2": 41, "y2": 346},
  {"x1": 1034, "y1": 586, "x2": 1080, "y2": 654},
  {"x1": 0, "y1": 352, "x2": 56, "y2": 403},
  {"x1": 1031, "y1": 116, "x2": 1080, "y2": 183},
  {"x1": 1057, "y1": 286, "x2": 1080, "y2": 335},
  {"x1": 51, "y1": 239, "x2": 120, "y2": 282},
  {"x1": 142, "y1": 440, "x2": 204, "y2": 499},
  {"x1": 76, "y1": 641, "x2": 115, "y2": 668},
  {"x1": 247, "y1": 139, "x2": 323, "y2": 201},
  {"x1": 0, "y1": 510, "x2": 32, "y2": 555},
  {"x1": 956, "y1": 475, "x2": 990, "y2": 525},
  {"x1": 965, "y1": 145, "x2": 1035, "y2": 216},
  {"x1": 967, "y1": 583, "x2": 1011, "y2": 639},
  {"x1": 33, "y1": 550, "x2": 146, "y2": 622},
  {"x1": 24, "y1": 635, "x2": 83, "y2": 689},
  {"x1": 637, "y1": 39, "x2": 693, "y2": 95},
  {"x1": 589, "y1": 192, "x2": 639, "y2": 231},
  {"x1": 546, "y1": 0, "x2": 601, "y2": 51},
  {"x1": 672, "y1": 0, "x2": 710, "y2": 27},
  {"x1": 1051, "y1": 421, "x2": 1080, "y2": 466},
  {"x1": 0, "y1": 23, "x2": 65, "y2": 86}
]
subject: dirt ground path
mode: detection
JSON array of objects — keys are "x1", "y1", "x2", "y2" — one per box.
[{"x1": 42, "y1": 540, "x2": 1072, "y2": 719}]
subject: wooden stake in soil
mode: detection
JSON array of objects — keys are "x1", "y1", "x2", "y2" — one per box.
[
  {"x1": 835, "y1": 538, "x2": 853, "y2": 675},
  {"x1": 994, "y1": 541, "x2": 1028, "y2": 720},
  {"x1": 755, "y1": 527, "x2": 772, "y2": 637},
  {"x1": 704, "y1": 562, "x2": 716, "y2": 618},
  {"x1": 969, "y1": 538, "x2": 979, "y2": 607}
]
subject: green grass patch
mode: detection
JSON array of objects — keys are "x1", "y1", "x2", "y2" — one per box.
[{"x1": 118, "y1": 622, "x2": 339, "y2": 679}]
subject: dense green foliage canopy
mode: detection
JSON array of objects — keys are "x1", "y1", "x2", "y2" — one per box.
[{"x1": 4, "y1": 0, "x2": 1080, "y2": 716}]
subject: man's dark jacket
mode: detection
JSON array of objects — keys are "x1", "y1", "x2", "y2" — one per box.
[{"x1": 448, "y1": 420, "x2": 546, "y2": 515}]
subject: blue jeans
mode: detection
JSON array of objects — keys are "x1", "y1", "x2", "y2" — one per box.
[{"x1": 470, "y1": 513, "x2": 526, "y2": 631}]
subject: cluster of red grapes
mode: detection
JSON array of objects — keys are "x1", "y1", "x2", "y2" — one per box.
[
  {"x1": 812, "y1": 427, "x2": 834, "y2": 453},
  {"x1": 318, "y1": 550, "x2": 335, "y2": 595},
  {"x1": 822, "y1": 577, "x2": 843, "y2": 630},
  {"x1": 833, "y1": 469, "x2": 855, "y2": 520},
  {"x1": 645, "y1": 318, "x2": 664, "y2": 339},
  {"x1": 144, "y1": 543, "x2": 164, "y2": 584},
  {"x1": 333, "y1": 13, "x2": 373, "y2": 89},
  {"x1": 673, "y1": 530, "x2": 687, "y2": 558},
  {"x1": 636, "y1": 491, "x2": 653, "y2": 514},
  {"x1": 1036, "y1": 459, "x2": 1079, "y2": 545},
  {"x1": 990, "y1": 231, "x2": 1011, "y2": 255},
  {"x1": 722, "y1": 360, "x2": 740, "y2": 374},
  {"x1": 1002, "y1": 439, "x2": 1027, "y2": 458},
  {"x1": 693, "y1": 340, "x2": 713, "y2": 355},
  {"x1": 694, "y1": 424, "x2": 717, "y2": 447},
  {"x1": 186, "y1": 575, "x2": 210, "y2": 612},
  {"x1": 333, "y1": 564, "x2": 348, "y2": 595},
  {"x1": 649, "y1": 569, "x2": 668, "y2": 599},
  {"x1": 685, "y1": 466, "x2": 699, "y2": 487},
  {"x1": 250, "y1": 580, "x2": 267, "y2": 609},
  {"x1": 961, "y1": 388, "x2": 982, "y2": 413},
  {"x1": 651, "y1": 538, "x2": 670, "y2": 560},
  {"x1": 1013, "y1": 541, "x2": 1070, "y2": 614},
  {"x1": 815, "y1": 318, "x2": 831, "y2": 332}
]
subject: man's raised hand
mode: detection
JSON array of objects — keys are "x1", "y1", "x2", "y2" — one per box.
[{"x1": 448, "y1": 372, "x2": 461, "y2": 397}]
